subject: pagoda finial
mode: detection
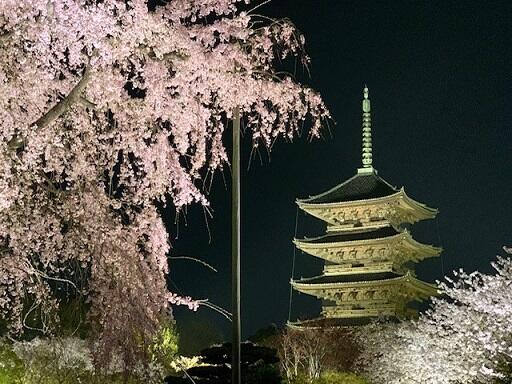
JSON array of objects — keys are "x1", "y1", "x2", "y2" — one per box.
[{"x1": 360, "y1": 85, "x2": 373, "y2": 172}]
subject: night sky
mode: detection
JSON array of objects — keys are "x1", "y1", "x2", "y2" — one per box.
[{"x1": 166, "y1": 0, "x2": 512, "y2": 353}]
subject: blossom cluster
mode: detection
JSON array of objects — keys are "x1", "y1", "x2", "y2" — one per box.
[
  {"x1": 166, "y1": 292, "x2": 200, "y2": 311},
  {"x1": 357, "y1": 248, "x2": 512, "y2": 384},
  {"x1": 12, "y1": 337, "x2": 94, "y2": 374}
]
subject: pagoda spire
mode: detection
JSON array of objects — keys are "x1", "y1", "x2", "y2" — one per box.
[{"x1": 359, "y1": 85, "x2": 373, "y2": 173}]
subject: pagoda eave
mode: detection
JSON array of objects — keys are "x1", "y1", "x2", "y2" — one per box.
[
  {"x1": 296, "y1": 190, "x2": 403, "y2": 210},
  {"x1": 321, "y1": 306, "x2": 418, "y2": 320},
  {"x1": 324, "y1": 262, "x2": 396, "y2": 276},
  {"x1": 297, "y1": 189, "x2": 437, "y2": 227},
  {"x1": 297, "y1": 189, "x2": 436, "y2": 212},
  {"x1": 291, "y1": 273, "x2": 438, "y2": 300},
  {"x1": 293, "y1": 231, "x2": 441, "y2": 264},
  {"x1": 294, "y1": 231, "x2": 440, "y2": 252},
  {"x1": 398, "y1": 188, "x2": 438, "y2": 220}
]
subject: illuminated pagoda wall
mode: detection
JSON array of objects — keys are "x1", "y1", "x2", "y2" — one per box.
[{"x1": 290, "y1": 87, "x2": 442, "y2": 326}]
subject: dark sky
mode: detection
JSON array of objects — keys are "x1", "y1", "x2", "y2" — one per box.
[{"x1": 166, "y1": 0, "x2": 512, "y2": 353}]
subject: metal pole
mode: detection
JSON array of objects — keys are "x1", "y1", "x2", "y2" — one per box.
[{"x1": 231, "y1": 107, "x2": 241, "y2": 384}]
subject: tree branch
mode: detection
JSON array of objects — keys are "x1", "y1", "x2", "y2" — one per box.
[
  {"x1": 198, "y1": 300, "x2": 232, "y2": 322},
  {"x1": 0, "y1": 31, "x2": 12, "y2": 44},
  {"x1": 32, "y1": 269, "x2": 78, "y2": 291},
  {"x1": 78, "y1": 96, "x2": 96, "y2": 109},
  {"x1": 168, "y1": 255, "x2": 217, "y2": 272},
  {"x1": 33, "y1": 66, "x2": 92, "y2": 129}
]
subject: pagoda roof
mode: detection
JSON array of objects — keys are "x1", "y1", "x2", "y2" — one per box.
[
  {"x1": 291, "y1": 271, "x2": 437, "y2": 298},
  {"x1": 298, "y1": 226, "x2": 399, "y2": 244},
  {"x1": 294, "y1": 227, "x2": 442, "y2": 265},
  {"x1": 297, "y1": 170, "x2": 397, "y2": 204},
  {"x1": 294, "y1": 271, "x2": 401, "y2": 284}
]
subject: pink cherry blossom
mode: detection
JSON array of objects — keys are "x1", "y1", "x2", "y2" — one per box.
[
  {"x1": 0, "y1": 0, "x2": 329, "y2": 374},
  {"x1": 357, "y1": 247, "x2": 512, "y2": 384}
]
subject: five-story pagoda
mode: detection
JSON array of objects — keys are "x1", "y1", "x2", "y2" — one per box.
[{"x1": 290, "y1": 87, "x2": 441, "y2": 326}]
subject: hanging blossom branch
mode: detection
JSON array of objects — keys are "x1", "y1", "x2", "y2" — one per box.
[
  {"x1": 0, "y1": 0, "x2": 330, "y2": 378},
  {"x1": 166, "y1": 292, "x2": 200, "y2": 312},
  {"x1": 166, "y1": 293, "x2": 232, "y2": 322}
]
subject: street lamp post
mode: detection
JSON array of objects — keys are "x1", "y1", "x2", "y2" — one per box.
[{"x1": 232, "y1": 107, "x2": 241, "y2": 384}]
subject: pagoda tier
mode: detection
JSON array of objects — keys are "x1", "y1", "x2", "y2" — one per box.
[
  {"x1": 297, "y1": 172, "x2": 438, "y2": 230},
  {"x1": 291, "y1": 271, "x2": 437, "y2": 319},
  {"x1": 293, "y1": 226, "x2": 441, "y2": 267},
  {"x1": 289, "y1": 86, "x2": 441, "y2": 326}
]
